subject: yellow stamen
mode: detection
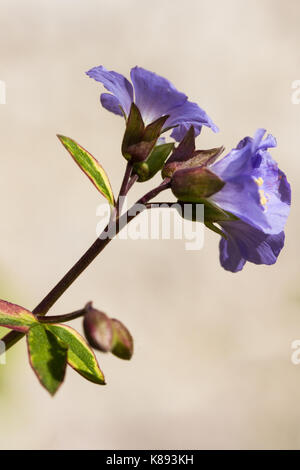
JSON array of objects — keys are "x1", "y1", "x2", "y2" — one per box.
[
  {"x1": 258, "y1": 189, "x2": 268, "y2": 209},
  {"x1": 254, "y1": 176, "x2": 264, "y2": 187},
  {"x1": 254, "y1": 176, "x2": 268, "y2": 210}
]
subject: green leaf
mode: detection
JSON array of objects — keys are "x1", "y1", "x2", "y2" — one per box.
[
  {"x1": 0, "y1": 299, "x2": 37, "y2": 332},
  {"x1": 46, "y1": 324, "x2": 105, "y2": 385},
  {"x1": 134, "y1": 143, "x2": 174, "y2": 182},
  {"x1": 27, "y1": 324, "x2": 68, "y2": 396},
  {"x1": 57, "y1": 135, "x2": 115, "y2": 206}
]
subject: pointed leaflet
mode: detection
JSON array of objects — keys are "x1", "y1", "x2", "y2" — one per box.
[
  {"x1": 57, "y1": 135, "x2": 115, "y2": 206},
  {"x1": 27, "y1": 324, "x2": 68, "y2": 396},
  {"x1": 46, "y1": 324, "x2": 105, "y2": 385},
  {"x1": 0, "y1": 299, "x2": 37, "y2": 332}
]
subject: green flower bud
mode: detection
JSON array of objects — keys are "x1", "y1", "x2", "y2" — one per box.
[
  {"x1": 111, "y1": 319, "x2": 134, "y2": 360},
  {"x1": 171, "y1": 167, "x2": 225, "y2": 202}
]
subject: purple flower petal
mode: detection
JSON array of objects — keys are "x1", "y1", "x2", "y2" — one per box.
[
  {"x1": 100, "y1": 93, "x2": 123, "y2": 116},
  {"x1": 86, "y1": 65, "x2": 133, "y2": 116},
  {"x1": 253, "y1": 155, "x2": 291, "y2": 234},
  {"x1": 219, "y1": 237, "x2": 246, "y2": 272},
  {"x1": 210, "y1": 175, "x2": 272, "y2": 232},
  {"x1": 212, "y1": 135, "x2": 254, "y2": 180},
  {"x1": 167, "y1": 101, "x2": 219, "y2": 141},
  {"x1": 87, "y1": 65, "x2": 218, "y2": 141},
  {"x1": 130, "y1": 66, "x2": 187, "y2": 125},
  {"x1": 219, "y1": 220, "x2": 285, "y2": 272},
  {"x1": 211, "y1": 129, "x2": 291, "y2": 235}
]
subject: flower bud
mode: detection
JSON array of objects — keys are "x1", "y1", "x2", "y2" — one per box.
[
  {"x1": 110, "y1": 319, "x2": 133, "y2": 360},
  {"x1": 171, "y1": 167, "x2": 225, "y2": 202},
  {"x1": 83, "y1": 308, "x2": 113, "y2": 352}
]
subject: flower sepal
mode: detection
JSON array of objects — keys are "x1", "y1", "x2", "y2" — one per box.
[
  {"x1": 122, "y1": 103, "x2": 169, "y2": 163},
  {"x1": 176, "y1": 199, "x2": 238, "y2": 239},
  {"x1": 163, "y1": 146, "x2": 224, "y2": 178},
  {"x1": 161, "y1": 125, "x2": 224, "y2": 178},
  {"x1": 176, "y1": 198, "x2": 237, "y2": 224}
]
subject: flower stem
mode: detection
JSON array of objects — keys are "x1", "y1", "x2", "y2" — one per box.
[
  {"x1": 36, "y1": 303, "x2": 91, "y2": 324},
  {"x1": 115, "y1": 161, "x2": 133, "y2": 216},
  {"x1": 126, "y1": 173, "x2": 139, "y2": 193},
  {"x1": 1, "y1": 178, "x2": 171, "y2": 351}
]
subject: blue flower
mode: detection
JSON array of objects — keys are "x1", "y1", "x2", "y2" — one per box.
[
  {"x1": 86, "y1": 65, "x2": 218, "y2": 141},
  {"x1": 209, "y1": 129, "x2": 291, "y2": 272}
]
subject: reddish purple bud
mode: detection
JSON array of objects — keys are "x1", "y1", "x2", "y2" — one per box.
[{"x1": 83, "y1": 308, "x2": 113, "y2": 352}]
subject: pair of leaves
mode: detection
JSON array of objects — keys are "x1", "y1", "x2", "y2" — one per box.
[
  {"x1": 57, "y1": 135, "x2": 115, "y2": 206},
  {"x1": 0, "y1": 300, "x2": 105, "y2": 395}
]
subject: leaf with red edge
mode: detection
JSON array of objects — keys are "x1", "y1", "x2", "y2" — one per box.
[
  {"x1": 0, "y1": 299, "x2": 37, "y2": 332},
  {"x1": 57, "y1": 135, "x2": 115, "y2": 206},
  {"x1": 46, "y1": 324, "x2": 105, "y2": 385}
]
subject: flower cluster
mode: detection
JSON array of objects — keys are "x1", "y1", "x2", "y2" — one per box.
[
  {"x1": 0, "y1": 64, "x2": 292, "y2": 397},
  {"x1": 87, "y1": 65, "x2": 291, "y2": 272}
]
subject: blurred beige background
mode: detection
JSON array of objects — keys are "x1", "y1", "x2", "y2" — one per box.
[{"x1": 0, "y1": 0, "x2": 299, "y2": 450}]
